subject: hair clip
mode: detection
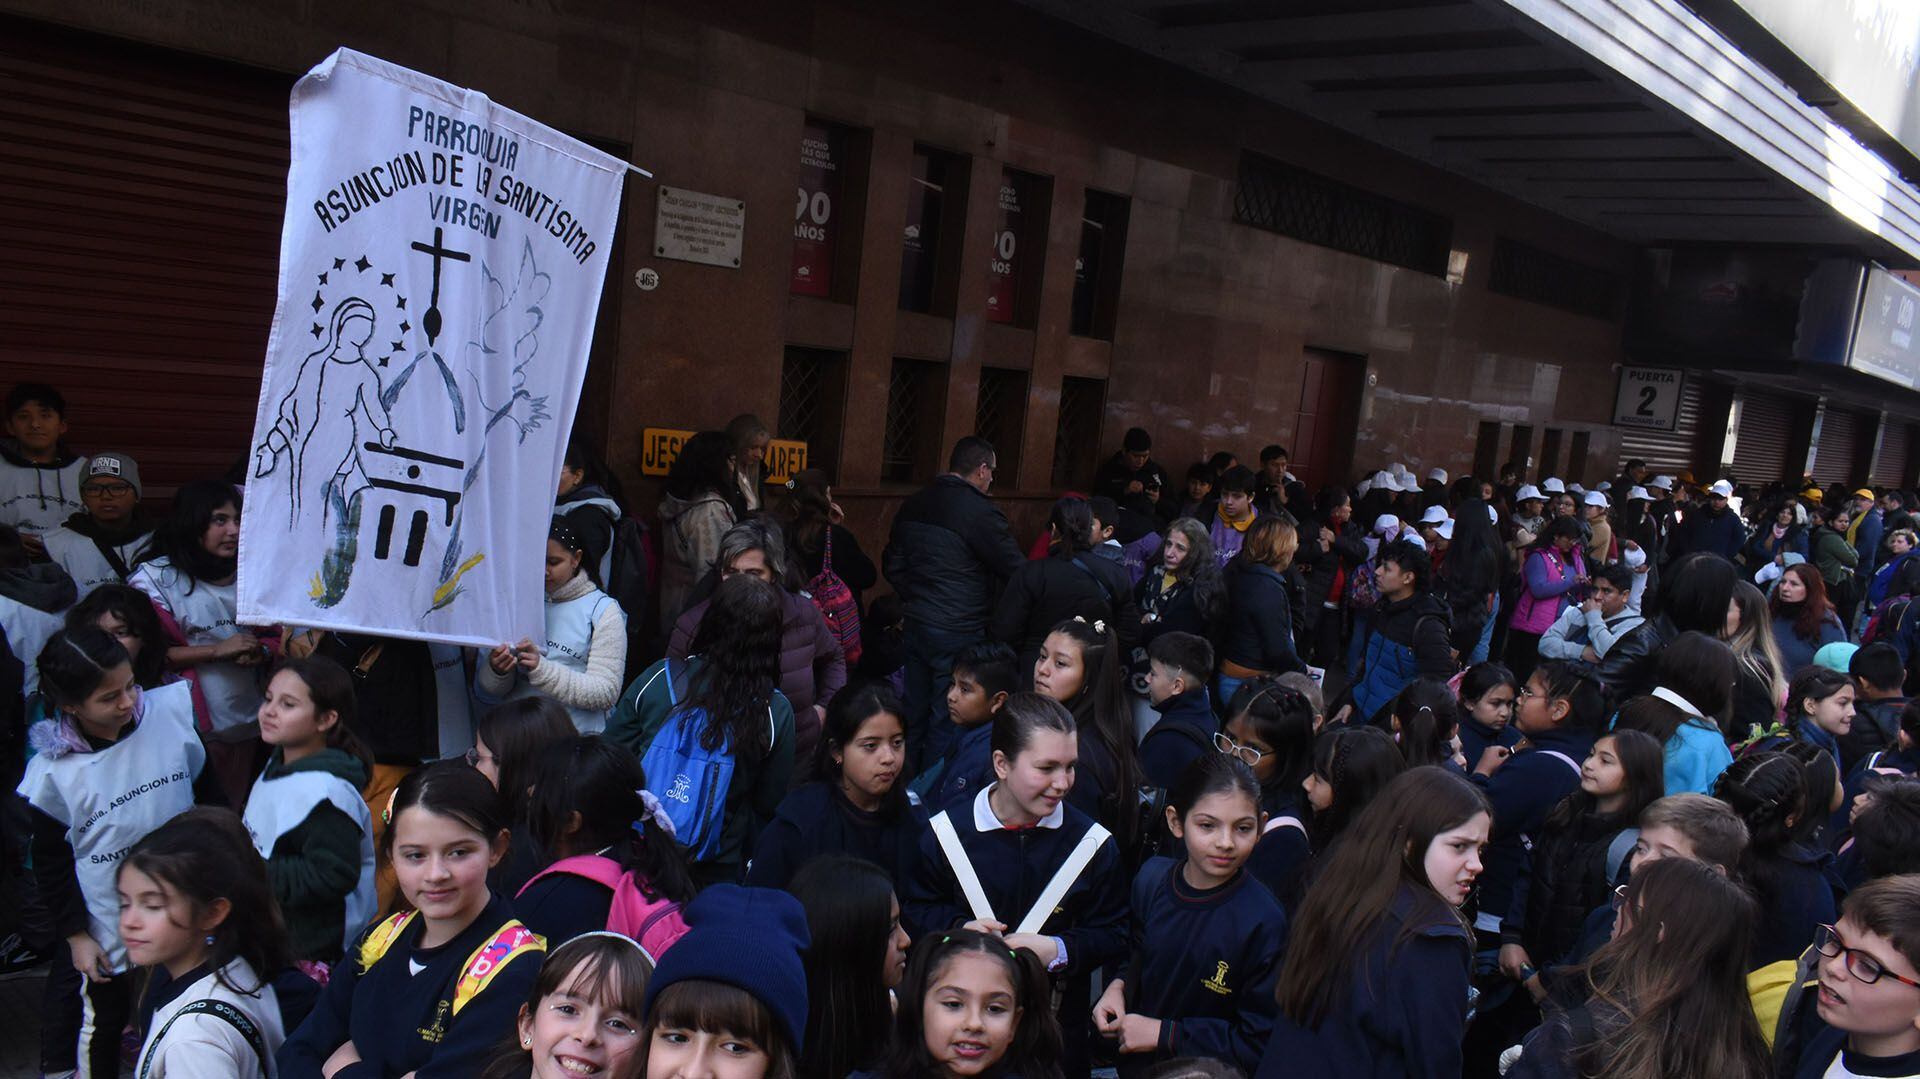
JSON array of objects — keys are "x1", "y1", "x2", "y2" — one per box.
[
  {"x1": 382, "y1": 785, "x2": 400, "y2": 826},
  {"x1": 635, "y1": 789, "x2": 678, "y2": 840},
  {"x1": 784, "y1": 479, "x2": 796, "y2": 489}
]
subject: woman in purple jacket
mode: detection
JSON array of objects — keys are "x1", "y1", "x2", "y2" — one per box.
[{"x1": 1505, "y1": 516, "x2": 1588, "y2": 682}]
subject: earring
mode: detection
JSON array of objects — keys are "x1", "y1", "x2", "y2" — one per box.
[
  {"x1": 204, "y1": 934, "x2": 216, "y2": 946},
  {"x1": 522, "y1": 1037, "x2": 532, "y2": 1049}
]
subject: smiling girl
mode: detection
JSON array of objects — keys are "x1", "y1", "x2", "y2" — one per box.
[
  {"x1": 278, "y1": 761, "x2": 545, "y2": 1078},
  {"x1": 21, "y1": 625, "x2": 204, "y2": 1075},
  {"x1": 481, "y1": 933, "x2": 653, "y2": 1079},
  {"x1": 245, "y1": 656, "x2": 377, "y2": 965},
  {"x1": 1261, "y1": 767, "x2": 1491, "y2": 1078},
  {"x1": 1093, "y1": 754, "x2": 1287, "y2": 1076},
  {"x1": 121, "y1": 811, "x2": 293, "y2": 1078},
  {"x1": 747, "y1": 682, "x2": 920, "y2": 889},
  {"x1": 1030, "y1": 617, "x2": 1144, "y2": 853},
  {"x1": 879, "y1": 930, "x2": 1063, "y2": 1079},
  {"x1": 905, "y1": 693, "x2": 1127, "y2": 1075}
]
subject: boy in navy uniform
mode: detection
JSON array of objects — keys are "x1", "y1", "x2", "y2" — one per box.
[
  {"x1": 914, "y1": 641, "x2": 1017, "y2": 809},
  {"x1": 1139, "y1": 632, "x2": 1218, "y2": 790}
]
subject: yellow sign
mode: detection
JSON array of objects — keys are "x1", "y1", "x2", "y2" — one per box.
[{"x1": 639, "y1": 427, "x2": 808, "y2": 485}]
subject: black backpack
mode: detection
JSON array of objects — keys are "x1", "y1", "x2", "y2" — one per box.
[{"x1": 600, "y1": 514, "x2": 654, "y2": 683}]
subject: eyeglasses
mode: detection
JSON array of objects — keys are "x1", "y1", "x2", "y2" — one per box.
[
  {"x1": 83, "y1": 483, "x2": 134, "y2": 497},
  {"x1": 1213, "y1": 732, "x2": 1268, "y2": 767},
  {"x1": 1609, "y1": 883, "x2": 1630, "y2": 910},
  {"x1": 1815, "y1": 925, "x2": 1920, "y2": 989},
  {"x1": 463, "y1": 747, "x2": 490, "y2": 769}
]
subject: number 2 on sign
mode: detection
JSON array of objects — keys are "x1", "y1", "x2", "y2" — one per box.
[{"x1": 1636, "y1": 385, "x2": 1657, "y2": 417}]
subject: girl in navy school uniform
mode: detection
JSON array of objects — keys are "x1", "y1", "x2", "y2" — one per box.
[
  {"x1": 1093, "y1": 754, "x2": 1287, "y2": 1076},
  {"x1": 473, "y1": 696, "x2": 578, "y2": 898},
  {"x1": 120, "y1": 811, "x2": 294, "y2": 1079},
  {"x1": 1031, "y1": 616, "x2": 1145, "y2": 854},
  {"x1": 278, "y1": 760, "x2": 546, "y2": 1079},
  {"x1": 478, "y1": 932, "x2": 654, "y2": 1079},
  {"x1": 1780, "y1": 666, "x2": 1855, "y2": 764},
  {"x1": 791, "y1": 854, "x2": 914, "y2": 1079},
  {"x1": 20, "y1": 625, "x2": 205, "y2": 1077},
  {"x1": 1495, "y1": 728, "x2": 1664, "y2": 1007},
  {"x1": 747, "y1": 681, "x2": 923, "y2": 890},
  {"x1": 873, "y1": 929, "x2": 1065, "y2": 1079},
  {"x1": 1215, "y1": 678, "x2": 1317, "y2": 907},
  {"x1": 477, "y1": 518, "x2": 628, "y2": 735},
  {"x1": 904, "y1": 692, "x2": 1128, "y2": 1076},
  {"x1": 1259, "y1": 767, "x2": 1492, "y2": 1079},
  {"x1": 1389, "y1": 678, "x2": 1464, "y2": 771},
  {"x1": 1455, "y1": 662, "x2": 1520, "y2": 767},
  {"x1": 1712, "y1": 751, "x2": 1837, "y2": 968},
  {"x1": 246, "y1": 655, "x2": 377, "y2": 967},
  {"x1": 511, "y1": 735, "x2": 697, "y2": 945},
  {"x1": 1299, "y1": 725, "x2": 1406, "y2": 874}
]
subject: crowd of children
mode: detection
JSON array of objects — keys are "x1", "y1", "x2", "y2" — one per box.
[{"x1": 5, "y1": 390, "x2": 1920, "y2": 1079}]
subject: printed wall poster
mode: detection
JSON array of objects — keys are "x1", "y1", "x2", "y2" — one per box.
[{"x1": 239, "y1": 48, "x2": 626, "y2": 647}]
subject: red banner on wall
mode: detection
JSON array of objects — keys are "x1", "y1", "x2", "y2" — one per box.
[
  {"x1": 986, "y1": 170, "x2": 1021, "y2": 323},
  {"x1": 791, "y1": 122, "x2": 839, "y2": 297}
]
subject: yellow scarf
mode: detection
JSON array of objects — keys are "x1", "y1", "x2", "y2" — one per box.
[{"x1": 1217, "y1": 503, "x2": 1254, "y2": 533}]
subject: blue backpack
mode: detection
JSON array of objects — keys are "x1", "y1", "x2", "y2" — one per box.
[{"x1": 639, "y1": 659, "x2": 769, "y2": 861}]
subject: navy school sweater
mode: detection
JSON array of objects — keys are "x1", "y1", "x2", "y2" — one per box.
[
  {"x1": 920, "y1": 718, "x2": 996, "y2": 811},
  {"x1": 1255, "y1": 884, "x2": 1474, "y2": 1079},
  {"x1": 1458, "y1": 714, "x2": 1520, "y2": 771},
  {"x1": 1119, "y1": 858, "x2": 1287, "y2": 1077},
  {"x1": 1246, "y1": 789, "x2": 1311, "y2": 914},
  {"x1": 903, "y1": 786, "x2": 1127, "y2": 976},
  {"x1": 1138, "y1": 689, "x2": 1217, "y2": 791},
  {"x1": 744, "y1": 781, "x2": 925, "y2": 890},
  {"x1": 513, "y1": 870, "x2": 614, "y2": 945},
  {"x1": 1469, "y1": 725, "x2": 1595, "y2": 929},
  {"x1": 1751, "y1": 844, "x2": 1839, "y2": 968},
  {"x1": 277, "y1": 895, "x2": 542, "y2": 1079}
]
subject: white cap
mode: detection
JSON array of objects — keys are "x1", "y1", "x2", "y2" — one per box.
[
  {"x1": 1487, "y1": 504, "x2": 1501, "y2": 523},
  {"x1": 1708, "y1": 479, "x2": 1734, "y2": 498},
  {"x1": 1569, "y1": 484, "x2": 1585, "y2": 495},
  {"x1": 1356, "y1": 476, "x2": 1374, "y2": 496},
  {"x1": 1628, "y1": 485, "x2": 1652, "y2": 501},
  {"x1": 1403, "y1": 531, "x2": 1428, "y2": 550},
  {"x1": 1420, "y1": 505, "x2": 1450, "y2": 525},
  {"x1": 1649, "y1": 475, "x2": 1675, "y2": 491},
  {"x1": 1597, "y1": 481, "x2": 1612, "y2": 492},
  {"x1": 1516, "y1": 484, "x2": 1545, "y2": 503},
  {"x1": 1374, "y1": 514, "x2": 1401, "y2": 536},
  {"x1": 1370, "y1": 470, "x2": 1394, "y2": 493},
  {"x1": 1583, "y1": 490, "x2": 1609, "y2": 508},
  {"x1": 1542, "y1": 477, "x2": 1566, "y2": 494},
  {"x1": 1427, "y1": 467, "x2": 1449, "y2": 485},
  {"x1": 1435, "y1": 518, "x2": 1455, "y2": 540}
]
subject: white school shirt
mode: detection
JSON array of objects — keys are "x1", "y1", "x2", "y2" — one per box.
[
  {"x1": 42, "y1": 525, "x2": 152, "y2": 595},
  {"x1": 0, "y1": 591, "x2": 66, "y2": 698},
  {"x1": 129, "y1": 557, "x2": 261, "y2": 734},
  {"x1": 0, "y1": 456, "x2": 87, "y2": 537},
  {"x1": 133, "y1": 958, "x2": 284, "y2": 1079},
  {"x1": 244, "y1": 764, "x2": 378, "y2": 953},
  {"x1": 16, "y1": 681, "x2": 203, "y2": 971}
]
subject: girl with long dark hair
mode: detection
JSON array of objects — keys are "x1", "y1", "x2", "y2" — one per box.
[
  {"x1": 66, "y1": 581, "x2": 170, "y2": 689},
  {"x1": 790, "y1": 854, "x2": 912, "y2": 1079},
  {"x1": 656, "y1": 429, "x2": 739, "y2": 632},
  {"x1": 1031, "y1": 616, "x2": 1146, "y2": 852},
  {"x1": 1713, "y1": 751, "x2": 1836, "y2": 966},
  {"x1": 878, "y1": 930, "x2": 1063, "y2": 1079},
  {"x1": 1300, "y1": 725, "x2": 1406, "y2": 863},
  {"x1": 1219, "y1": 678, "x2": 1319, "y2": 902},
  {"x1": 1441, "y1": 497, "x2": 1505, "y2": 664},
  {"x1": 1502, "y1": 857, "x2": 1770, "y2": 1079},
  {"x1": 1294, "y1": 486, "x2": 1366, "y2": 670},
  {"x1": 609, "y1": 573, "x2": 796, "y2": 885},
  {"x1": 1260, "y1": 767, "x2": 1491, "y2": 1077},
  {"x1": 778, "y1": 468, "x2": 877, "y2": 606},
  {"x1": 474, "y1": 696, "x2": 578, "y2": 896}
]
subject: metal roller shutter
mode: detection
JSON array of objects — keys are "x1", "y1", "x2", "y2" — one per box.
[
  {"x1": 1810, "y1": 407, "x2": 1864, "y2": 487},
  {"x1": 1728, "y1": 392, "x2": 1798, "y2": 486},
  {"x1": 1874, "y1": 419, "x2": 1915, "y2": 489},
  {"x1": 0, "y1": 21, "x2": 291, "y2": 500},
  {"x1": 1617, "y1": 376, "x2": 1704, "y2": 476}
]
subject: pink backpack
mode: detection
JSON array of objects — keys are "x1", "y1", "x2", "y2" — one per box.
[{"x1": 516, "y1": 855, "x2": 690, "y2": 963}]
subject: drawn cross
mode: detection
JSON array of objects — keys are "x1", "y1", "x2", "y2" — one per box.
[{"x1": 410, "y1": 226, "x2": 471, "y2": 346}]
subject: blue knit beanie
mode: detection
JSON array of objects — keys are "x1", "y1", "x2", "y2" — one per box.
[{"x1": 642, "y1": 884, "x2": 811, "y2": 1052}]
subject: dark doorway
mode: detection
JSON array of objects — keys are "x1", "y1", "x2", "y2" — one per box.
[{"x1": 1292, "y1": 348, "x2": 1365, "y2": 490}]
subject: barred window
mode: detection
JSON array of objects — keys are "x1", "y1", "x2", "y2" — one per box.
[
  {"x1": 975, "y1": 367, "x2": 1029, "y2": 486},
  {"x1": 883, "y1": 359, "x2": 947, "y2": 484},
  {"x1": 778, "y1": 346, "x2": 846, "y2": 478},
  {"x1": 1488, "y1": 237, "x2": 1619, "y2": 320},
  {"x1": 1052, "y1": 376, "x2": 1106, "y2": 490},
  {"x1": 1234, "y1": 150, "x2": 1452, "y2": 277}
]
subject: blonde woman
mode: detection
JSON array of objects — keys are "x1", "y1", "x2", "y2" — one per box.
[
  {"x1": 1216, "y1": 517, "x2": 1305, "y2": 705},
  {"x1": 1723, "y1": 580, "x2": 1788, "y2": 741}
]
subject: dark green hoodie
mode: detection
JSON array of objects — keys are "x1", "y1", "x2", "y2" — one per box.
[{"x1": 252, "y1": 746, "x2": 371, "y2": 963}]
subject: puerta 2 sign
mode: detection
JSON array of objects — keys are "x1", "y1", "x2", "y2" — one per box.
[
  {"x1": 1612, "y1": 366, "x2": 1684, "y2": 432},
  {"x1": 239, "y1": 48, "x2": 626, "y2": 647}
]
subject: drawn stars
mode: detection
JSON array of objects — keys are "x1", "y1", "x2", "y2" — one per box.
[
  {"x1": 390, "y1": 339, "x2": 405, "y2": 355},
  {"x1": 399, "y1": 320, "x2": 411, "y2": 333},
  {"x1": 396, "y1": 295, "x2": 408, "y2": 310},
  {"x1": 332, "y1": 257, "x2": 344, "y2": 270},
  {"x1": 316, "y1": 271, "x2": 329, "y2": 286},
  {"x1": 310, "y1": 322, "x2": 324, "y2": 339},
  {"x1": 354, "y1": 255, "x2": 371, "y2": 273},
  {"x1": 380, "y1": 272, "x2": 395, "y2": 287},
  {"x1": 310, "y1": 293, "x2": 324, "y2": 313}
]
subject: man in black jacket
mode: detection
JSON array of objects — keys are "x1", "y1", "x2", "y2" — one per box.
[{"x1": 883, "y1": 436, "x2": 1026, "y2": 769}]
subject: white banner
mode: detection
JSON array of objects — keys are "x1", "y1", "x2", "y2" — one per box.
[{"x1": 239, "y1": 48, "x2": 625, "y2": 647}]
